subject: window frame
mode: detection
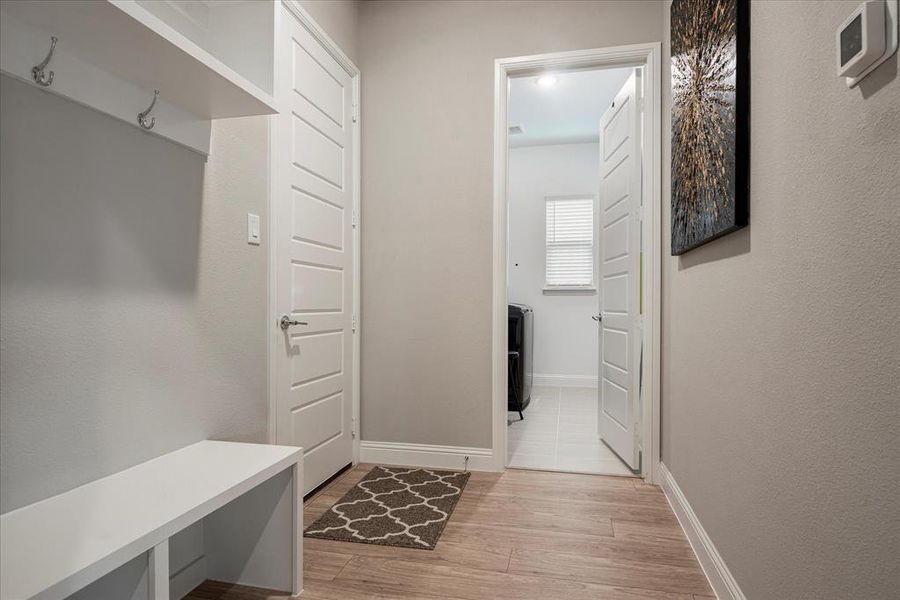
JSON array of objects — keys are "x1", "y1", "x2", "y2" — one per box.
[{"x1": 543, "y1": 194, "x2": 597, "y2": 293}]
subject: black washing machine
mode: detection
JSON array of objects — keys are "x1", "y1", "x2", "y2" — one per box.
[{"x1": 508, "y1": 303, "x2": 533, "y2": 416}]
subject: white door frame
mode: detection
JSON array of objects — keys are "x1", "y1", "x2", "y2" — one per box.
[
  {"x1": 492, "y1": 43, "x2": 662, "y2": 483},
  {"x1": 268, "y1": 0, "x2": 362, "y2": 466}
]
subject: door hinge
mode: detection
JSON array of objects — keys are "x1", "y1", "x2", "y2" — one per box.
[
  {"x1": 351, "y1": 209, "x2": 358, "y2": 229},
  {"x1": 352, "y1": 314, "x2": 358, "y2": 333},
  {"x1": 352, "y1": 103, "x2": 358, "y2": 123},
  {"x1": 351, "y1": 416, "x2": 357, "y2": 439}
]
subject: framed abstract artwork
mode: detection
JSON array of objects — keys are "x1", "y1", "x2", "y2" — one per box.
[{"x1": 670, "y1": 0, "x2": 749, "y2": 255}]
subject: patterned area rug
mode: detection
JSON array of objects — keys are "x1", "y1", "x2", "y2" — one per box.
[{"x1": 304, "y1": 466, "x2": 470, "y2": 550}]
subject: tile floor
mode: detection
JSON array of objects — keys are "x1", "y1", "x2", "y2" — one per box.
[{"x1": 507, "y1": 385, "x2": 633, "y2": 476}]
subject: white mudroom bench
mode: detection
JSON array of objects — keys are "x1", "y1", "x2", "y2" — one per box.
[{"x1": 0, "y1": 441, "x2": 304, "y2": 600}]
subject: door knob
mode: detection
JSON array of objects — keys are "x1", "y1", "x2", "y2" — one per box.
[
  {"x1": 280, "y1": 315, "x2": 308, "y2": 330},
  {"x1": 592, "y1": 314, "x2": 603, "y2": 322}
]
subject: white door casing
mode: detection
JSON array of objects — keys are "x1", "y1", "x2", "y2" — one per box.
[
  {"x1": 274, "y1": 6, "x2": 355, "y2": 494},
  {"x1": 597, "y1": 69, "x2": 642, "y2": 471},
  {"x1": 494, "y1": 44, "x2": 662, "y2": 482}
]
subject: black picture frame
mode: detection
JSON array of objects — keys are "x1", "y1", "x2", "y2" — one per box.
[{"x1": 670, "y1": 0, "x2": 750, "y2": 256}]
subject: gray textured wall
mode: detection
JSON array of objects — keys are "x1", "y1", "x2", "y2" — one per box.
[
  {"x1": 0, "y1": 76, "x2": 270, "y2": 513},
  {"x1": 357, "y1": 0, "x2": 664, "y2": 448},
  {"x1": 660, "y1": 2, "x2": 900, "y2": 599}
]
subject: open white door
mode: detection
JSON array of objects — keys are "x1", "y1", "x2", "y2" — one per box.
[
  {"x1": 597, "y1": 70, "x2": 642, "y2": 471},
  {"x1": 274, "y1": 8, "x2": 355, "y2": 494}
]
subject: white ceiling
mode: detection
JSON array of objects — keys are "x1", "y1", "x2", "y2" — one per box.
[{"x1": 508, "y1": 67, "x2": 633, "y2": 148}]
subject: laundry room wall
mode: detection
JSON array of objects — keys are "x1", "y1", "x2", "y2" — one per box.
[{"x1": 508, "y1": 142, "x2": 600, "y2": 384}]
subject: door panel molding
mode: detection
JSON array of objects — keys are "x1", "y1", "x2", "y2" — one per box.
[
  {"x1": 269, "y1": 1, "x2": 361, "y2": 479},
  {"x1": 598, "y1": 70, "x2": 642, "y2": 471}
]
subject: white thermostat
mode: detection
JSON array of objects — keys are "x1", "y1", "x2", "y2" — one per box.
[{"x1": 837, "y1": 0, "x2": 899, "y2": 87}]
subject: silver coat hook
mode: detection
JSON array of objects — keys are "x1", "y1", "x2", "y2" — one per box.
[
  {"x1": 32, "y1": 36, "x2": 58, "y2": 87},
  {"x1": 137, "y1": 89, "x2": 159, "y2": 130}
]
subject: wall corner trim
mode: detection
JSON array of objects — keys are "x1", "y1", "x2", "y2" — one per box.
[
  {"x1": 359, "y1": 441, "x2": 497, "y2": 472},
  {"x1": 658, "y1": 462, "x2": 746, "y2": 600}
]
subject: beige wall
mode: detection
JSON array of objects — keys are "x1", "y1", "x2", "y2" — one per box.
[
  {"x1": 357, "y1": 0, "x2": 664, "y2": 448},
  {"x1": 0, "y1": 76, "x2": 270, "y2": 513},
  {"x1": 660, "y1": 2, "x2": 900, "y2": 599}
]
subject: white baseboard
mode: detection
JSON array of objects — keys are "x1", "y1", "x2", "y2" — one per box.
[
  {"x1": 532, "y1": 373, "x2": 598, "y2": 388},
  {"x1": 658, "y1": 462, "x2": 746, "y2": 600},
  {"x1": 360, "y1": 441, "x2": 495, "y2": 472}
]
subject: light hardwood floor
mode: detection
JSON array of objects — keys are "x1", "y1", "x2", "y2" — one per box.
[{"x1": 186, "y1": 464, "x2": 714, "y2": 600}]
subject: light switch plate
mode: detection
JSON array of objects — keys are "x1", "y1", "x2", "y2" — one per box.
[{"x1": 247, "y1": 213, "x2": 261, "y2": 245}]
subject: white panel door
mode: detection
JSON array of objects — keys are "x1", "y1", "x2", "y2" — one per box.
[
  {"x1": 597, "y1": 70, "x2": 642, "y2": 471},
  {"x1": 274, "y1": 7, "x2": 354, "y2": 494}
]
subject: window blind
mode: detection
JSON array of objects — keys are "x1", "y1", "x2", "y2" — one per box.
[{"x1": 545, "y1": 196, "x2": 594, "y2": 287}]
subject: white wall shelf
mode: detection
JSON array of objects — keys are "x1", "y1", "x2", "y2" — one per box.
[{"x1": 0, "y1": 0, "x2": 277, "y2": 155}]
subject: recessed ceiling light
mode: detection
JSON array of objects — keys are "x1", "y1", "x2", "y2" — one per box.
[{"x1": 536, "y1": 75, "x2": 558, "y2": 87}]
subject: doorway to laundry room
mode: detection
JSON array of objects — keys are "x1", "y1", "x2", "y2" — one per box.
[{"x1": 504, "y1": 63, "x2": 646, "y2": 476}]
